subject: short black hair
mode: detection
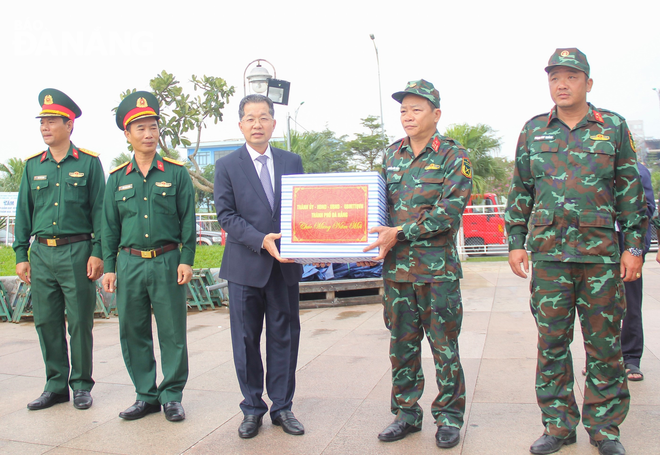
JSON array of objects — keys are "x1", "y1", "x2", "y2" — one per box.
[{"x1": 239, "y1": 94, "x2": 275, "y2": 120}]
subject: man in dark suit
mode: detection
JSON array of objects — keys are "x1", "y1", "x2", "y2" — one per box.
[{"x1": 214, "y1": 94, "x2": 304, "y2": 439}]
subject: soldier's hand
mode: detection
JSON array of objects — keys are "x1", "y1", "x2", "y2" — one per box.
[
  {"x1": 363, "y1": 226, "x2": 397, "y2": 261},
  {"x1": 262, "y1": 233, "x2": 295, "y2": 263},
  {"x1": 87, "y1": 256, "x2": 103, "y2": 281},
  {"x1": 508, "y1": 249, "x2": 529, "y2": 278},
  {"x1": 177, "y1": 264, "x2": 193, "y2": 285},
  {"x1": 16, "y1": 262, "x2": 31, "y2": 285},
  {"x1": 620, "y1": 251, "x2": 643, "y2": 282},
  {"x1": 102, "y1": 273, "x2": 117, "y2": 293}
]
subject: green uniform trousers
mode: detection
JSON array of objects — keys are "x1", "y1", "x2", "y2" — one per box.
[
  {"x1": 116, "y1": 249, "x2": 188, "y2": 404},
  {"x1": 30, "y1": 240, "x2": 96, "y2": 394},
  {"x1": 383, "y1": 279, "x2": 466, "y2": 428},
  {"x1": 531, "y1": 261, "x2": 629, "y2": 441}
]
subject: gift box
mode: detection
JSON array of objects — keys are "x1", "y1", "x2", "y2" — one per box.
[{"x1": 280, "y1": 172, "x2": 388, "y2": 263}]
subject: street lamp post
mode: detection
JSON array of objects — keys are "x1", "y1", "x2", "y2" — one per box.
[
  {"x1": 370, "y1": 34, "x2": 385, "y2": 140},
  {"x1": 243, "y1": 59, "x2": 276, "y2": 96}
]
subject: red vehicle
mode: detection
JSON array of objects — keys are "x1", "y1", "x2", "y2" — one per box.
[{"x1": 463, "y1": 193, "x2": 506, "y2": 254}]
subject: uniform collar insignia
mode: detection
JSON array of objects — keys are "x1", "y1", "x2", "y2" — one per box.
[
  {"x1": 72, "y1": 148, "x2": 79, "y2": 159},
  {"x1": 157, "y1": 160, "x2": 164, "y2": 172},
  {"x1": 592, "y1": 110, "x2": 604, "y2": 123},
  {"x1": 126, "y1": 162, "x2": 133, "y2": 175},
  {"x1": 40, "y1": 151, "x2": 47, "y2": 162},
  {"x1": 431, "y1": 136, "x2": 441, "y2": 152}
]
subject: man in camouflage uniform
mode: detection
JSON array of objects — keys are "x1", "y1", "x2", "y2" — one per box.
[
  {"x1": 505, "y1": 49, "x2": 647, "y2": 455},
  {"x1": 14, "y1": 88, "x2": 105, "y2": 411},
  {"x1": 365, "y1": 80, "x2": 472, "y2": 449}
]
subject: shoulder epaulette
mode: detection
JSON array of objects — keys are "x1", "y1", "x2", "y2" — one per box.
[
  {"x1": 110, "y1": 161, "x2": 130, "y2": 174},
  {"x1": 25, "y1": 151, "x2": 45, "y2": 161},
  {"x1": 528, "y1": 111, "x2": 550, "y2": 123},
  {"x1": 596, "y1": 108, "x2": 625, "y2": 121},
  {"x1": 163, "y1": 157, "x2": 185, "y2": 166},
  {"x1": 78, "y1": 148, "x2": 99, "y2": 157}
]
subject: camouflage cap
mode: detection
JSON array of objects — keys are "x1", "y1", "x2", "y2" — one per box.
[
  {"x1": 36, "y1": 88, "x2": 82, "y2": 120},
  {"x1": 545, "y1": 48, "x2": 590, "y2": 77},
  {"x1": 116, "y1": 91, "x2": 160, "y2": 130},
  {"x1": 392, "y1": 79, "x2": 440, "y2": 108}
]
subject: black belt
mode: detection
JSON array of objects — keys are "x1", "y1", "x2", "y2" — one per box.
[
  {"x1": 37, "y1": 234, "x2": 92, "y2": 247},
  {"x1": 122, "y1": 243, "x2": 178, "y2": 259}
]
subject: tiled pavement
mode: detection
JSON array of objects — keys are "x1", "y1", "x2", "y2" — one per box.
[{"x1": 1, "y1": 258, "x2": 659, "y2": 454}]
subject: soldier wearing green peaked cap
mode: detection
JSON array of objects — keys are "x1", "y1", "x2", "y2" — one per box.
[
  {"x1": 506, "y1": 48, "x2": 646, "y2": 455},
  {"x1": 14, "y1": 88, "x2": 105, "y2": 411},
  {"x1": 365, "y1": 79, "x2": 472, "y2": 449},
  {"x1": 102, "y1": 90, "x2": 196, "y2": 423}
]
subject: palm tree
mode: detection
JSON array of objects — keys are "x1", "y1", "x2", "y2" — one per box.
[
  {"x1": 443, "y1": 123, "x2": 508, "y2": 194},
  {"x1": 276, "y1": 130, "x2": 352, "y2": 174},
  {"x1": 0, "y1": 157, "x2": 26, "y2": 192},
  {"x1": 110, "y1": 152, "x2": 132, "y2": 170}
]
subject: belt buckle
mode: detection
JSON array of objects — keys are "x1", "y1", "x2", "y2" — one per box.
[
  {"x1": 141, "y1": 250, "x2": 155, "y2": 259},
  {"x1": 46, "y1": 239, "x2": 58, "y2": 247}
]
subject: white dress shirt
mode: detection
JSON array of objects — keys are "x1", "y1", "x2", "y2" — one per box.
[{"x1": 246, "y1": 143, "x2": 275, "y2": 192}]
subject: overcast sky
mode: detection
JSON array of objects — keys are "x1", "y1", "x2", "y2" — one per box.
[{"x1": 2, "y1": 0, "x2": 659, "y2": 173}]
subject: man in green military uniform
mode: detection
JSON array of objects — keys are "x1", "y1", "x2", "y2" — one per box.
[
  {"x1": 14, "y1": 88, "x2": 105, "y2": 411},
  {"x1": 505, "y1": 49, "x2": 647, "y2": 455},
  {"x1": 365, "y1": 80, "x2": 472, "y2": 449},
  {"x1": 102, "y1": 91, "x2": 195, "y2": 422}
]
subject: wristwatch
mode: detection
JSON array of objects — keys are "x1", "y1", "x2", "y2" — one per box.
[
  {"x1": 396, "y1": 226, "x2": 406, "y2": 242},
  {"x1": 627, "y1": 247, "x2": 643, "y2": 257}
]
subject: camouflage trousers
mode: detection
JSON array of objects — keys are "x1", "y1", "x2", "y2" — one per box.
[
  {"x1": 531, "y1": 261, "x2": 629, "y2": 441},
  {"x1": 383, "y1": 279, "x2": 466, "y2": 428}
]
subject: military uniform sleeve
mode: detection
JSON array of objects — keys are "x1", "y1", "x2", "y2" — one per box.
[
  {"x1": 177, "y1": 167, "x2": 196, "y2": 266},
  {"x1": 616, "y1": 121, "x2": 648, "y2": 250},
  {"x1": 88, "y1": 157, "x2": 106, "y2": 259},
  {"x1": 505, "y1": 128, "x2": 535, "y2": 251},
  {"x1": 102, "y1": 174, "x2": 121, "y2": 273},
  {"x1": 401, "y1": 146, "x2": 472, "y2": 241},
  {"x1": 12, "y1": 164, "x2": 34, "y2": 264}
]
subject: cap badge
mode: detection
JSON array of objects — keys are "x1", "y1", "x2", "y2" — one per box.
[
  {"x1": 408, "y1": 82, "x2": 417, "y2": 88},
  {"x1": 136, "y1": 97, "x2": 148, "y2": 108},
  {"x1": 44, "y1": 95, "x2": 53, "y2": 105},
  {"x1": 560, "y1": 50, "x2": 570, "y2": 57}
]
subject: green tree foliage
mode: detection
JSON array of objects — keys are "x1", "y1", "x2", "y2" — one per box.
[
  {"x1": 275, "y1": 130, "x2": 352, "y2": 174},
  {"x1": 443, "y1": 123, "x2": 509, "y2": 195},
  {"x1": 194, "y1": 164, "x2": 216, "y2": 212},
  {"x1": 110, "y1": 152, "x2": 132, "y2": 170},
  {"x1": 346, "y1": 115, "x2": 388, "y2": 171},
  {"x1": 0, "y1": 158, "x2": 26, "y2": 192},
  {"x1": 116, "y1": 71, "x2": 235, "y2": 193}
]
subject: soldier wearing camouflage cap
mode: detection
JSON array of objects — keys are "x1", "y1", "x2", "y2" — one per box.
[
  {"x1": 365, "y1": 79, "x2": 472, "y2": 449},
  {"x1": 102, "y1": 91, "x2": 196, "y2": 422},
  {"x1": 14, "y1": 88, "x2": 105, "y2": 411},
  {"x1": 505, "y1": 48, "x2": 647, "y2": 455}
]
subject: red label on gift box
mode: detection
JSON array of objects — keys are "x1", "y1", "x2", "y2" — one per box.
[{"x1": 292, "y1": 185, "x2": 368, "y2": 243}]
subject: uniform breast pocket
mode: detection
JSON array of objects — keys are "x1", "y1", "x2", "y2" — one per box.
[
  {"x1": 386, "y1": 172, "x2": 404, "y2": 206},
  {"x1": 153, "y1": 185, "x2": 177, "y2": 215},
  {"x1": 584, "y1": 143, "x2": 615, "y2": 180},
  {"x1": 64, "y1": 177, "x2": 87, "y2": 203},
  {"x1": 414, "y1": 175, "x2": 444, "y2": 206},
  {"x1": 30, "y1": 180, "x2": 50, "y2": 206},
  {"x1": 530, "y1": 142, "x2": 560, "y2": 178},
  {"x1": 115, "y1": 188, "x2": 137, "y2": 217}
]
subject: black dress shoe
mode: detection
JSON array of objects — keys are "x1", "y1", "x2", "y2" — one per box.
[
  {"x1": 436, "y1": 425, "x2": 461, "y2": 449},
  {"x1": 530, "y1": 433, "x2": 577, "y2": 454},
  {"x1": 119, "y1": 401, "x2": 161, "y2": 420},
  {"x1": 163, "y1": 402, "x2": 185, "y2": 422},
  {"x1": 27, "y1": 392, "x2": 69, "y2": 410},
  {"x1": 73, "y1": 390, "x2": 93, "y2": 410},
  {"x1": 378, "y1": 420, "x2": 421, "y2": 442},
  {"x1": 238, "y1": 414, "x2": 263, "y2": 439},
  {"x1": 272, "y1": 410, "x2": 305, "y2": 435},
  {"x1": 590, "y1": 439, "x2": 626, "y2": 455}
]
